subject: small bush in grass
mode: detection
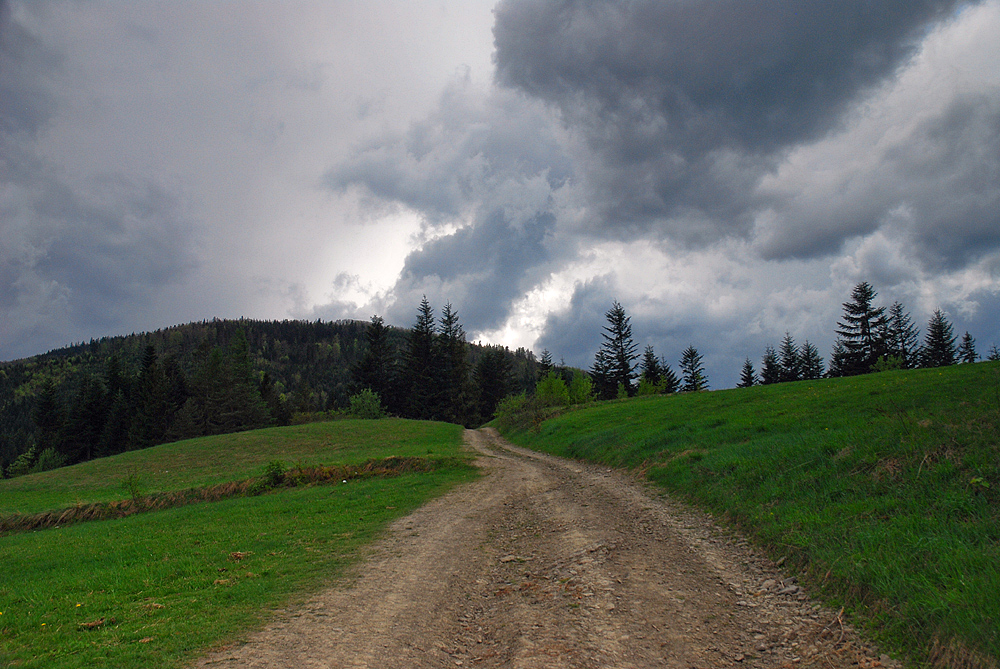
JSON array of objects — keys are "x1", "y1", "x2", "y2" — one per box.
[
  {"x1": 349, "y1": 389, "x2": 387, "y2": 419},
  {"x1": 30, "y1": 448, "x2": 67, "y2": 474},
  {"x1": 250, "y1": 460, "x2": 287, "y2": 495},
  {"x1": 120, "y1": 467, "x2": 145, "y2": 502},
  {"x1": 5, "y1": 445, "x2": 37, "y2": 478}
]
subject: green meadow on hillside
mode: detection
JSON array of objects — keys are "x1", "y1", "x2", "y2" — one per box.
[
  {"x1": 498, "y1": 362, "x2": 1000, "y2": 669},
  {"x1": 0, "y1": 420, "x2": 476, "y2": 669}
]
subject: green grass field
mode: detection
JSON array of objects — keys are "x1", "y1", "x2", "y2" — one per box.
[
  {"x1": 498, "y1": 363, "x2": 1000, "y2": 669},
  {"x1": 0, "y1": 419, "x2": 477, "y2": 668}
]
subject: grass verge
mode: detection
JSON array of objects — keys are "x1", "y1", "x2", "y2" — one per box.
[
  {"x1": 0, "y1": 420, "x2": 477, "y2": 668},
  {"x1": 497, "y1": 363, "x2": 1000, "y2": 668}
]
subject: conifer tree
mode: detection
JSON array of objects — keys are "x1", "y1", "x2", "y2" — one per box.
[
  {"x1": 778, "y1": 333, "x2": 801, "y2": 382},
  {"x1": 957, "y1": 331, "x2": 977, "y2": 363},
  {"x1": 738, "y1": 358, "x2": 757, "y2": 388},
  {"x1": 474, "y1": 346, "x2": 513, "y2": 423},
  {"x1": 988, "y1": 344, "x2": 1000, "y2": 362},
  {"x1": 126, "y1": 345, "x2": 170, "y2": 450},
  {"x1": 640, "y1": 345, "x2": 662, "y2": 386},
  {"x1": 589, "y1": 348, "x2": 615, "y2": 401},
  {"x1": 660, "y1": 361, "x2": 680, "y2": 394},
  {"x1": 834, "y1": 281, "x2": 887, "y2": 375},
  {"x1": 760, "y1": 346, "x2": 781, "y2": 385},
  {"x1": 799, "y1": 341, "x2": 825, "y2": 379},
  {"x1": 597, "y1": 301, "x2": 639, "y2": 396},
  {"x1": 403, "y1": 297, "x2": 440, "y2": 419},
  {"x1": 679, "y1": 346, "x2": 708, "y2": 392},
  {"x1": 883, "y1": 302, "x2": 920, "y2": 368},
  {"x1": 437, "y1": 303, "x2": 473, "y2": 425},
  {"x1": 538, "y1": 349, "x2": 553, "y2": 379},
  {"x1": 354, "y1": 315, "x2": 396, "y2": 409},
  {"x1": 921, "y1": 310, "x2": 957, "y2": 368}
]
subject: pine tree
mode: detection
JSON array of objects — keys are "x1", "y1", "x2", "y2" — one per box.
[
  {"x1": 760, "y1": 346, "x2": 781, "y2": 385},
  {"x1": 679, "y1": 346, "x2": 708, "y2": 392},
  {"x1": 538, "y1": 350, "x2": 553, "y2": 379},
  {"x1": 589, "y1": 348, "x2": 615, "y2": 401},
  {"x1": 436, "y1": 303, "x2": 473, "y2": 425},
  {"x1": 474, "y1": 346, "x2": 513, "y2": 423},
  {"x1": 640, "y1": 345, "x2": 662, "y2": 385},
  {"x1": 957, "y1": 331, "x2": 977, "y2": 363},
  {"x1": 403, "y1": 297, "x2": 440, "y2": 419},
  {"x1": 598, "y1": 301, "x2": 639, "y2": 396},
  {"x1": 737, "y1": 358, "x2": 757, "y2": 388},
  {"x1": 988, "y1": 344, "x2": 1000, "y2": 362},
  {"x1": 126, "y1": 345, "x2": 170, "y2": 450},
  {"x1": 799, "y1": 341, "x2": 825, "y2": 379},
  {"x1": 778, "y1": 333, "x2": 801, "y2": 382},
  {"x1": 660, "y1": 361, "x2": 680, "y2": 394},
  {"x1": 883, "y1": 302, "x2": 920, "y2": 368},
  {"x1": 920, "y1": 310, "x2": 957, "y2": 368},
  {"x1": 834, "y1": 282, "x2": 887, "y2": 375},
  {"x1": 32, "y1": 379, "x2": 65, "y2": 457},
  {"x1": 354, "y1": 315, "x2": 397, "y2": 410}
]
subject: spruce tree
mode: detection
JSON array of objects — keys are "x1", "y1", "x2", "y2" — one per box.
[
  {"x1": 884, "y1": 302, "x2": 920, "y2": 368},
  {"x1": 778, "y1": 333, "x2": 801, "y2": 382},
  {"x1": 760, "y1": 346, "x2": 781, "y2": 384},
  {"x1": 436, "y1": 303, "x2": 473, "y2": 425},
  {"x1": 988, "y1": 344, "x2": 1000, "y2": 362},
  {"x1": 354, "y1": 315, "x2": 396, "y2": 409},
  {"x1": 679, "y1": 346, "x2": 708, "y2": 392},
  {"x1": 799, "y1": 341, "x2": 825, "y2": 379},
  {"x1": 538, "y1": 350, "x2": 554, "y2": 379},
  {"x1": 474, "y1": 346, "x2": 512, "y2": 423},
  {"x1": 640, "y1": 345, "x2": 662, "y2": 386},
  {"x1": 126, "y1": 345, "x2": 170, "y2": 450},
  {"x1": 921, "y1": 310, "x2": 957, "y2": 367},
  {"x1": 957, "y1": 331, "x2": 977, "y2": 363},
  {"x1": 598, "y1": 301, "x2": 639, "y2": 396},
  {"x1": 834, "y1": 281, "x2": 887, "y2": 375},
  {"x1": 660, "y1": 361, "x2": 680, "y2": 394},
  {"x1": 589, "y1": 348, "x2": 615, "y2": 400},
  {"x1": 738, "y1": 358, "x2": 757, "y2": 388},
  {"x1": 403, "y1": 297, "x2": 440, "y2": 419}
]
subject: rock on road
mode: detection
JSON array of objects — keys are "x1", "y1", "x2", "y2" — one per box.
[{"x1": 197, "y1": 428, "x2": 898, "y2": 669}]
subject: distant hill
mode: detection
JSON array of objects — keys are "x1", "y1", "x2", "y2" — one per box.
[{"x1": 0, "y1": 318, "x2": 540, "y2": 475}]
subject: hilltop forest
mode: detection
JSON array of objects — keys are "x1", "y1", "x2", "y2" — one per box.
[{"x1": 0, "y1": 303, "x2": 539, "y2": 477}]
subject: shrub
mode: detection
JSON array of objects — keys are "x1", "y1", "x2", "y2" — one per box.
[
  {"x1": 30, "y1": 448, "x2": 67, "y2": 474},
  {"x1": 536, "y1": 371, "x2": 570, "y2": 407},
  {"x1": 568, "y1": 372, "x2": 593, "y2": 404},
  {"x1": 6, "y1": 446, "x2": 37, "y2": 478},
  {"x1": 348, "y1": 389, "x2": 387, "y2": 419}
]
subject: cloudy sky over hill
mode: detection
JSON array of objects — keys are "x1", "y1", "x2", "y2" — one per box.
[{"x1": 2, "y1": 0, "x2": 999, "y2": 387}]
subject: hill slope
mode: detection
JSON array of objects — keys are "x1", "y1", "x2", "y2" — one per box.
[{"x1": 497, "y1": 362, "x2": 1000, "y2": 668}]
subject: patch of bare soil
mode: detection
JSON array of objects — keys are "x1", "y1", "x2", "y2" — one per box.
[{"x1": 195, "y1": 428, "x2": 901, "y2": 668}]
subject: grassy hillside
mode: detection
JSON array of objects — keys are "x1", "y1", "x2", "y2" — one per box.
[
  {"x1": 498, "y1": 362, "x2": 1000, "y2": 669},
  {"x1": 0, "y1": 419, "x2": 477, "y2": 668}
]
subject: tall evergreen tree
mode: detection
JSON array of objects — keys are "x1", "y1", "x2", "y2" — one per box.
[
  {"x1": 760, "y1": 345, "x2": 781, "y2": 385},
  {"x1": 988, "y1": 344, "x2": 1000, "y2": 362},
  {"x1": 921, "y1": 310, "x2": 957, "y2": 368},
  {"x1": 126, "y1": 345, "x2": 170, "y2": 450},
  {"x1": 32, "y1": 379, "x2": 65, "y2": 457},
  {"x1": 403, "y1": 297, "x2": 440, "y2": 419},
  {"x1": 660, "y1": 361, "x2": 680, "y2": 394},
  {"x1": 589, "y1": 348, "x2": 615, "y2": 401},
  {"x1": 436, "y1": 303, "x2": 473, "y2": 425},
  {"x1": 640, "y1": 345, "x2": 662, "y2": 386},
  {"x1": 679, "y1": 346, "x2": 708, "y2": 392},
  {"x1": 538, "y1": 349, "x2": 554, "y2": 379},
  {"x1": 597, "y1": 301, "x2": 639, "y2": 396},
  {"x1": 799, "y1": 341, "x2": 824, "y2": 379},
  {"x1": 957, "y1": 331, "x2": 978, "y2": 363},
  {"x1": 778, "y1": 333, "x2": 801, "y2": 382},
  {"x1": 883, "y1": 301, "x2": 920, "y2": 368},
  {"x1": 834, "y1": 281, "x2": 887, "y2": 375},
  {"x1": 737, "y1": 358, "x2": 757, "y2": 388},
  {"x1": 354, "y1": 315, "x2": 397, "y2": 409},
  {"x1": 474, "y1": 346, "x2": 513, "y2": 423}
]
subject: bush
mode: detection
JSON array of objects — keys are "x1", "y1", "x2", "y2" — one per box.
[
  {"x1": 536, "y1": 371, "x2": 570, "y2": 407},
  {"x1": 348, "y1": 389, "x2": 387, "y2": 419},
  {"x1": 568, "y1": 372, "x2": 594, "y2": 404},
  {"x1": 30, "y1": 448, "x2": 67, "y2": 474},
  {"x1": 5, "y1": 446, "x2": 37, "y2": 478}
]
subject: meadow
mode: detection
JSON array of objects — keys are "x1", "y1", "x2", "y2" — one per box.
[
  {"x1": 498, "y1": 362, "x2": 1000, "y2": 669},
  {"x1": 0, "y1": 419, "x2": 477, "y2": 668}
]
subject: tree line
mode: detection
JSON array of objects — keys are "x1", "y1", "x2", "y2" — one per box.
[{"x1": 737, "y1": 282, "x2": 992, "y2": 387}]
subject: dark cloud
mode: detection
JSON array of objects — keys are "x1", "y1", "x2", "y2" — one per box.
[
  {"x1": 0, "y1": 3, "x2": 198, "y2": 360},
  {"x1": 492, "y1": 0, "x2": 979, "y2": 249}
]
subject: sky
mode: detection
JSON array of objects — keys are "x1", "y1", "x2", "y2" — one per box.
[{"x1": 2, "y1": 0, "x2": 999, "y2": 388}]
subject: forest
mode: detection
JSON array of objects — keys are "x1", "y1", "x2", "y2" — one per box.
[{"x1": 0, "y1": 306, "x2": 538, "y2": 477}]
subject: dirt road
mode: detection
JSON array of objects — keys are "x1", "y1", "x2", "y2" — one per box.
[{"x1": 196, "y1": 428, "x2": 898, "y2": 668}]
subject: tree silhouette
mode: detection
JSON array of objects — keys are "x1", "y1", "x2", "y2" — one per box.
[
  {"x1": 834, "y1": 282, "x2": 886, "y2": 375},
  {"x1": 920, "y1": 310, "x2": 957, "y2": 368},
  {"x1": 679, "y1": 346, "x2": 708, "y2": 392}
]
